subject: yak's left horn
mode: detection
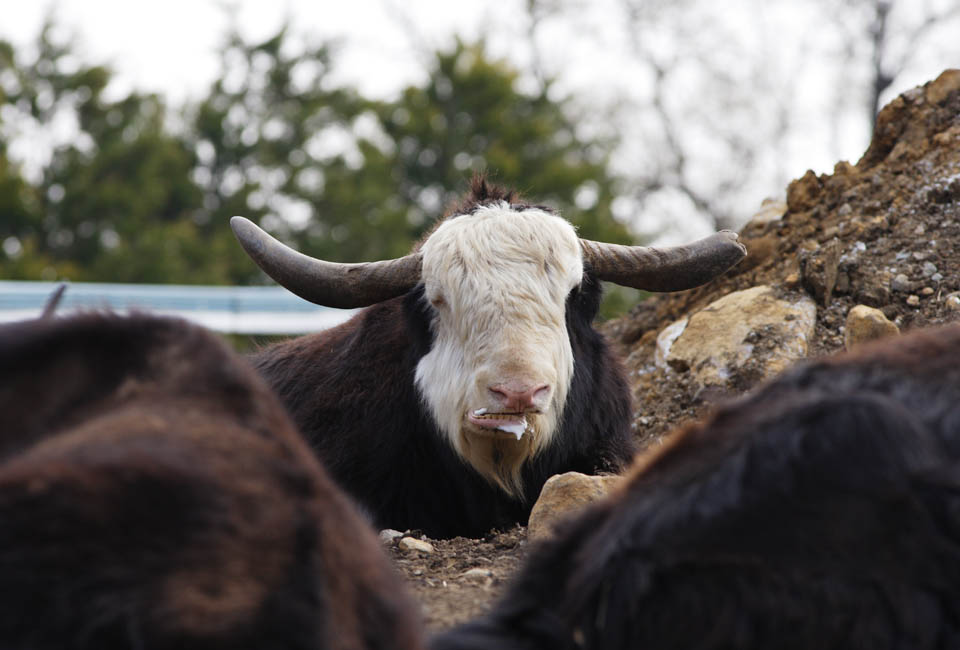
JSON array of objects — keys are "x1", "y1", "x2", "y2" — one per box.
[
  {"x1": 231, "y1": 216, "x2": 423, "y2": 309},
  {"x1": 580, "y1": 230, "x2": 747, "y2": 292}
]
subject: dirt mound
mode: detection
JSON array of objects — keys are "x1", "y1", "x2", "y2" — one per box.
[
  {"x1": 604, "y1": 68, "x2": 960, "y2": 445},
  {"x1": 393, "y1": 69, "x2": 960, "y2": 631}
]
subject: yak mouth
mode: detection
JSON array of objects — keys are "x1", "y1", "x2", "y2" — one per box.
[{"x1": 466, "y1": 409, "x2": 535, "y2": 441}]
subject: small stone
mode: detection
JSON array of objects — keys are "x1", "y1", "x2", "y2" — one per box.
[
  {"x1": 932, "y1": 272, "x2": 944, "y2": 282},
  {"x1": 922, "y1": 262, "x2": 938, "y2": 277},
  {"x1": 906, "y1": 295, "x2": 921, "y2": 307},
  {"x1": 837, "y1": 203, "x2": 852, "y2": 217},
  {"x1": 461, "y1": 568, "x2": 494, "y2": 582},
  {"x1": 891, "y1": 274, "x2": 913, "y2": 293},
  {"x1": 799, "y1": 238, "x2": 840, "y2": 305},
  {"x1": 399, "y1": 537, "x2": 435, "y2": 554},
  {"x1": 914, "y1": 224, "x2": 926, "y2": 235},
  {"x1": 946, "y1": 293, "x2": 960, "y2": 310},
  {"x1": 921, "y1": 287, "x2": 935, "y2": 296},
  {"x1": 844, "y1": 305, "x2": 900, "y2": 350},
  {"x1": 379, "y1": 529, "x2": 404, "y2": 544},
  {"x1": 784, "y1": 272, "x2": 801, "y2": 287}
]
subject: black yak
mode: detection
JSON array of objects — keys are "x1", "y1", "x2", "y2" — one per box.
[
  {"x1": 232, "y1": 177, "x2": 746, "y2": 537},
  {"x1": 432, "y1": 323, "x2": 960, "y2": 649},
  {"x1": 0, "y1": 312, "x2": 424, "y2": 650}
]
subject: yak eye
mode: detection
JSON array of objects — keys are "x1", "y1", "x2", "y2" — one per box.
[{"x1": 430, "y1": 295, "x2": 446, "y2": 308}]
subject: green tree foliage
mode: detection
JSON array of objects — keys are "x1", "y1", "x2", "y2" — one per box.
[
  {"x1": 0, "y1": 22, "x2": 205, "y2": 282},
  {"x1": 1, "y1": 23, "x2": 640, "y2": 315},
  {"x1": 376, "y1": 40, "x2": 633, "y2": 246},
  {"x1": 187, "y1": 27, "x2": 410, "y2": 275}
]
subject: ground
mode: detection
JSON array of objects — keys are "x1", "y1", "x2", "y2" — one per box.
[{"x1": 385, "y1": 70, "x2": 960, "y2": 632}]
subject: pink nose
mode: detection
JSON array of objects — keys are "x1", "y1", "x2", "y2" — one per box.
[{"x1": 488, "y1": 383, "x2": 551, "y2": 412}]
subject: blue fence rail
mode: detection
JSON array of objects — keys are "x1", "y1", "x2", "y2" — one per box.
[{"x1": 0, "y1": 281, "x2": 355, "y2": 334}]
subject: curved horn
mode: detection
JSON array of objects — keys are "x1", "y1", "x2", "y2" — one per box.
[
  {"x1": 231, "y1": 216, "x2": 422, "y2": 309},
  {"x1": 580, "y1": 230, "x2": 747, "y2": 292}
]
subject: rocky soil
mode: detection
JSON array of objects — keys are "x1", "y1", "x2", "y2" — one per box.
[{"x1": 387, "y1": 69, "x2": 960, "y2": 632}]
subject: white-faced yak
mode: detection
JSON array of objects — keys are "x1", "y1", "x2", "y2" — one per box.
[{"x1": 232, "y1": 177, "x2": 746, "y2": 537}]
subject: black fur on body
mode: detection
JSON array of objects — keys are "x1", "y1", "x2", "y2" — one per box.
[
  {"x1": 0, "y1": 312, "x2": 424, "y2": 650},
  {"x1": 253, "y1": 268, "x2": 636, "y2": 539},
  {"x1": 433, "y1": 324, "x2": 960, "y2": 649}
]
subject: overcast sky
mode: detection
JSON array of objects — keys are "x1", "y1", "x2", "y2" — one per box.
[{"x1": 0, "y1": 1, "x2": 494, "y2": 102}]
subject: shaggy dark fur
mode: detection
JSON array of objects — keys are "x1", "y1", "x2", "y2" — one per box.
[
  {"x1": 442, "y1": 175, "x2": 553, "y2": 219},
  {"x1": 433, "y1": 324, "x2": 960, "y2": 649},
  {"x1": 252, "y1": 182, "x2": 637, "y2": 538},
  {"x1": 0, "y1": 313, "x2": 424, "y2": 650}
]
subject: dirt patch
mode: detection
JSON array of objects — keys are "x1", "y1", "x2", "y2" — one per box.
[
  {"x1": 383, "y1": 527, "x2": 528, "y2": 630},
  {"x1": 387, "y1": 69, "x2": 960, "y2": 632}
]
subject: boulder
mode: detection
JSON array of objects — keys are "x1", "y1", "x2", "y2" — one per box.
[
  {"x1": 656, "y1": 285, "x2": 817, "y2": 388},
  {"x1": 528, "y1": 472, "x2": 622, "y2": 541}
]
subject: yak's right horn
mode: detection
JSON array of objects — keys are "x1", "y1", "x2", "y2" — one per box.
[{"x1": 580, "y1": 230, "x2": 747, "y2": 292}]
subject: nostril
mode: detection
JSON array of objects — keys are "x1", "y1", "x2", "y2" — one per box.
[
  {"x1": 532, "y1": 384, "x2": 551, "y2": 404},
  {"x1": 488, "y1": 384, "x2": 551, "y2": 411}
]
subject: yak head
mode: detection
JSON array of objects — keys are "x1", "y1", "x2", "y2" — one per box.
[{"x1": 231, "y1": 177, "x2": 745, "y2": 496}]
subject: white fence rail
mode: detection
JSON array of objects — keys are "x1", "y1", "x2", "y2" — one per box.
[{"x1": 0, "y1": 281, "x2": 356, "y2": 334}]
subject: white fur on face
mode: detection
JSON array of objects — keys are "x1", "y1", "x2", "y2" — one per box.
[{"x1": 414, "y1": 203, "x2": 583, "y2": 495}]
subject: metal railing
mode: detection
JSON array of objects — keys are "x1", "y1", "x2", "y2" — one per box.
[{"x1": 0, "y1": 281, "x2": 356, "y2": 334}]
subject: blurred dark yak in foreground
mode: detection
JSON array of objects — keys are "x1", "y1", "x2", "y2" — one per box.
[
  {"x1": 433, "y1": 324, "x2": 960, "y2": 650},
  {"x1": 0, "y1": 313, "x2": 423, "y2": 650}
]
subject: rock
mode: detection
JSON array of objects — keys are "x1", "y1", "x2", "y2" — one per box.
[
  {"x1": 786, "y1": 170, "x2": 823, "y2": 212},
  {"x1": 922, "y1": 262, "x2": 938, "y2": 277},
  {"x1": 891, "y1": 274, "x2": 914, "y2": 293},
  {"x1": 461, "y1": 568, "x2": 494, "y2": 582},
  {"x1": 946, "y1": 292, "x2": 960, "y2": 311},
  {"x1": 657, "y1": 285, "x2": 817, "y2": 389},
  {"x1": 925, "y1": 68, "x2": 960, "y2": 105},
  {"x1": 379, "y1": 529, "x2": 404, "y2": 544},
  {"x1": 528, "y1": 472, "x2": 622, "y2": 541},
  {"x1": 654, "y1": 318, "x2": 689, "y2": 367},
  {"x1": 742, "y1": 198, "x2": 787, "y2": 230},
  {"x1": 906, "y1": 295, "x2": 921, "y2": 307},
  {"x1": 399, "y1": 537, "x2": 435, "y2": 554},
  {"x1": 799, "y1": 238, "x2": 841, "y2": 304},
  {"x1": 844, "y1": 305, "x2": 900, "y2": 350}
]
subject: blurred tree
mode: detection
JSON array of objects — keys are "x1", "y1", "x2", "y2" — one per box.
[
  {"x1": 377, "y1": 39, "x2": 633, "y2": 246},
  {"x1": 187, "y1": 25, "x2": 400, "y2": 280},
  {"x1": 827, "y1": 0, "x2": 960, "y2": 132},
  {"x1": 191, "y1": 31, "x2": 638, "y2": 315},
  {"x1": 2, "y1": 22, "x2": 637, "y2": 315},
  {"x1": 0, "y1": 20, "x2": 205, "y2": 283}
]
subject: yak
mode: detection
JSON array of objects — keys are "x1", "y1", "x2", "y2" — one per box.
[
  {"x1": 432, "y1": 323, "x2": 960, "y2": 649},
  {"x1": 0, "y1": 312, "x2": 424, "y2": 650},
  {"x1": 232, "y1": 177, "x2": 746, "y2": 537}
]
